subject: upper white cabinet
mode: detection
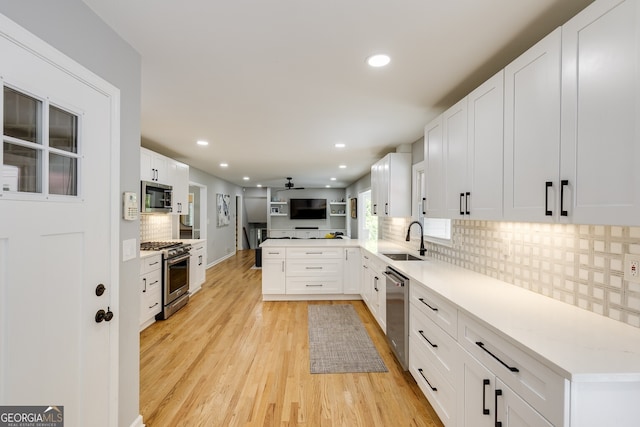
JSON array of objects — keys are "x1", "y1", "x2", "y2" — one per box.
[
  {"x1": 504, "y1": 28, "x2": 562, "y2": 223},
  {"x1": 443, "y1": 97, "x2": 469, "y2": 218},
  {"x1": 140, "y1": 147, "x2": 189, "y2": 215},
  {"x1": 140, "y1": 147, "x2": 169, "y2": 185},
  {"x1": 466, "y1": 70, "x2": 504, "y2": 220},
  {"x1": 371, "y1": 152, "x2": 411, "y2": 217},
  {"x1": 169, "y1": 159, "x2": 189, "y2": 214},
  {"x1": 561, "y1": 0, "x2": 640, "y2": 226},
  {"x1": 425, "y1": 116, "x2": 446, "y2": 218}
]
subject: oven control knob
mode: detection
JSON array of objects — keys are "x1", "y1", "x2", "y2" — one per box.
[{"x1": 95, "y1": 309, "x2": 106, "y2": 323}]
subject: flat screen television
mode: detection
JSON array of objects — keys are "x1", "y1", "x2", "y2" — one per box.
[{"x1": 289, "y1": 198, "x2": 327, "y2": 219}]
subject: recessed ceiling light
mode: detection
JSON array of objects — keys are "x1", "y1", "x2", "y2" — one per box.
[
  {"x1": 220, "y1": 163, "x2": 228, "y2": 168},
  {"x1": 335, "y1": 143, "x2": 346, "y2": 148},
  {"x1": 326, "y1": 185, "x2": 331, "y2": 188},
  {"x1": 339, "y1": 164, "x2": 347, "y2": 169},
  {"x1": 243, "y1": 176, "x2": 250, "y2": 181},
  {"x1": 366, "y1": 54, "x2": 390, "y2": 67},
  {"x1": 330, "y1": 177, "x2": 337, "y2": 181},
  {"x1": 257, "y1": 184, "x2": 262, "y2": 188},
  {"x1": 196, "y1": 140, "x2": 209, "y2": 146}
]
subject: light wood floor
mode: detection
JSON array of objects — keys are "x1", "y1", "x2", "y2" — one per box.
[{"x1": 140, "y1": 250, "x2": 444, "y2": 427}]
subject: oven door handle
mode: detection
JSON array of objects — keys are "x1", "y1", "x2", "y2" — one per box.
[{"x1": 167, "y1": 253, "x2": 190, "y2": 266}]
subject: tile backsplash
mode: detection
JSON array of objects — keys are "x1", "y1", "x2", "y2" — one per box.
[
  {"x1": 385, "y1": 218, "x2": 640, "y2": 328},
  {"x1": 140, "y1": 214, "x2": 172, "y2": 242}
]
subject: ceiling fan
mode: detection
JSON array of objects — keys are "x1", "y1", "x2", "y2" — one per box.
[{"x1": 284, "y1": 177, "x2": 304, "y2": 190}]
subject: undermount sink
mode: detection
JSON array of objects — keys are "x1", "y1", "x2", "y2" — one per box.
[{"x1": 382, "y1": 253, "x2": 423, "y2": 261}]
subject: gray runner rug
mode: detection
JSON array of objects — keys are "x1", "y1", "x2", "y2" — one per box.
[{"x1": 308, "y1": 304, "x2": 388, "y2": 374}]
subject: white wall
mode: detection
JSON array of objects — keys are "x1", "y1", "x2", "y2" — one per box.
[{"x1": 0, "y1": 1, "x2": 143, "y2": 425}]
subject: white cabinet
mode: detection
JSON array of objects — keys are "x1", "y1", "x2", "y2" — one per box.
[
  {"x1": 269, "y1": 201, "x2": 288, "y2": 216},
  {"x1": 294, "y1": 229, "x2": 319, "y2": 239},
  {"x1": 503, "y1": 28, "x2": 562, "y2": 222},
  {"x1": 139, "y1": 254, "x2": 162, "y2": 330},
  {"x1": 262, "y1": 248, "x2": 286, "y2": 294},
  {"x1": 561, "y1": 0, "x2": 640, "y2": 226},
  {"x1": 189, "y1": 241, "x2": 206, "y2": 294},
  {"x1": 343, "y1": 247, "x2": 361, "y2": 294},
  {"x1": 285, "y1": 247, "x2": 343, "y2": 294},
  {"x1": 371, "y1": 152, "x2": 411, "y2": 217},
  {"x1": 169, "y1": 160, "x2": 189, "y2": 214},
  {"x1": 140, "y1": 147, "x2": 169, "y2": 184},
  {"x1": 425, "y1": 116, "x2": 446, "y2": 218},
  {"x1": 443, "y1": 97, "x2": 469, "y2": 219},
  {"x1": 360, "y1": 251, "x2": 386, "y2": 332},
  {"x1": 269, "y1": 229, "x2": 294, "y2": 238},
  {"x1": 466, "y1": 70, "x2": 504, "y2": 220}
]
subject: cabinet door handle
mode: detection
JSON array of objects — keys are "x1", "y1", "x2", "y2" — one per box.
[
  {"x1": 374, "y1": 276, "x2": 379, "y2": 292},
  {"x1": 421, "y1": 197, "x2": 426, "y2": 215},
  {"x1": 459, "y1": 193, "x2": 464, "y2": 215},
  {"x1": 385, "y1": 202, "x2": 389, "y2": 215},
  {"x1": 418, "y1": 330, "x2": 438, "y2": 348},
  {"x1": 150, "y1": 280, "x2": 159, "y2": 286},
  {"x1": 545, "y1": 181, "x2": 553, "y2": 216},
  {"x1": 476, "y1": 341, "x2": 519, "y2": 373},
  {"x1": 417, "y1": 368, "x2": 437, "y2": 391},
  {"x1": 465, "y1": 192, "x2": 471, "y2": 215},
  {"x1": 373, "y1": 204, "x2": 377, "y2": 215},
  {"x1": 418, "y1": 297, "x2": 438, "y2": 312},
  {"x1": 149, "y1": 261, "x2": 159, "y2": 266},
  {"x1": 482, "y1": 379, "x2": 490, "y2": 415},
  {"x1": 495, "y1": 389, "x2": 503, "y2": 427},
  {"x1": 305, "y1": 266, "x2": 323, "y2": 270},
  {"x1": 560, "y1": 179, "x2": 569, "y2": 216},
  {"x1": 306, "y1": 284, "x2": 323, "y2": 287},
  {"x1": 149, "y1": 302, "x2": 159, "y2": 309},
  {"x1": 198, "y1": 255, "x2": 203, "y2": 266},
  {"x1": 143, "y1": 277, "x2": 147, "y2": 293}
]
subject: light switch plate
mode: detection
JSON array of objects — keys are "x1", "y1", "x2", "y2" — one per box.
[
  {"x1": 623, "y1": 253, "x2": 640, "y2": 283},
  {"x1": 122, "y1": 238, "x2": 137, "y2": 262}
]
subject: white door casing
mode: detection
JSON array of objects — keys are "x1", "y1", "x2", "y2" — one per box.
[{"x1": 0, "y1": 14, "x2": 120, "y2": 427}]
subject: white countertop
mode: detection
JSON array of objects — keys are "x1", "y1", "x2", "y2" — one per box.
[{"x1": 261, "y1": 237, "x2": 640, "y2": 382}]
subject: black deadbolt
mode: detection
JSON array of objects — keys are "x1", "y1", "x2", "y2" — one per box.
[
  {"x1": 95, "y1": 284, "x2": 106, "y2": 296},
  {"x1": 95, "y1": 309, "x2": 106, "y2": 323}
]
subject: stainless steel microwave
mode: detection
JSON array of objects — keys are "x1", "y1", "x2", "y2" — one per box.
[{"x1": 141, "y1": 180, "x2": 172, "y2": 213}]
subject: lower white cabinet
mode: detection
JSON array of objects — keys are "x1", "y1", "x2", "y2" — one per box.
[
  {"x1": 262, "y1": 248, "x2": 286, "y2": 294},
  {"x1": 285, "y1": 248, "x2": 343, "y2": 295},
  {"x1": 360, "y1": 250, "x2": 386, "y2": 332},
  {"x1": 343, "y1": 247, "x2": 361, "y2": 294},
  {"x1": 189, "y1": 241, "x2": 206, "y2": 294},
  {"x1": 139, "y1": 254, "x2": 162, "y2": 330}
]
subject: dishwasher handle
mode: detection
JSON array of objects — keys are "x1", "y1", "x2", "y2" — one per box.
[{"x1": 384, "y1": 268, "x2": 408, "y2": 287}]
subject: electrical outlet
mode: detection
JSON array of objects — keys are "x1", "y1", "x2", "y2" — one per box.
[
  {"x1": 500, "y1": 239, "x2": 511, "y2": 259},
  {"x1": 624, "y1": 254, "x2": 640, "y2": 283}
]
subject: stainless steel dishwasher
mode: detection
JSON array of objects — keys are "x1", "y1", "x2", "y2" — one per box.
[{"x1": 385, "y1": 266, "x2": 409, "y2": 370}]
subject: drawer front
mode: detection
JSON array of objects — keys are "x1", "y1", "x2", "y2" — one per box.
[
  {"x1": 409, "y1": 341, "x2": 456, "y2": 426},
  {"x1": 458, "y1": 313, "x2": 566, "y2": 426},
  {"x1": 286, "y1": 247, "x2": 342, "y2": 259},
  {"x1": 140, "y1": 254, "x2": 162, "y2": 275},
  {"x1": 286, "y1": 276, "x2": 342, "y2": 294},
  {"x1": 410, "y1": 307, "x2": 458, "y2": 385},
  {"x1": 410, "y1": 282, "x2": 458, "y2": 338},
  {"x1": 286, "y1": 259, "x2": 342, "y2": 276},
  {"x1": 263, "y1": 248, "x2": 285, "y2": 259},
  {"x1": 140, "y1": 287, "x2": 161, "y2": 322}
]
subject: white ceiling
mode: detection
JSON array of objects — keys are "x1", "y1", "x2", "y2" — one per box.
[{"x1": 81, "y1": 0, "x2": 594, "y2": 189}]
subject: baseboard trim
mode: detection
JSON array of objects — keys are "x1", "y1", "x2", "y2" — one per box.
[{"x1": 129, "y1": 414, "x2": 145, "y2": 427}]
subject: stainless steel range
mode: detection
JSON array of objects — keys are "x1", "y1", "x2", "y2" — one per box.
[{"x1": 140, "y1": 241, "x2": 191, "y2": 319}]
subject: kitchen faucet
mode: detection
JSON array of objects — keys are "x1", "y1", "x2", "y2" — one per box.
[{"x1": 406, "y1": 221, "x2": 426, "y2": 256}]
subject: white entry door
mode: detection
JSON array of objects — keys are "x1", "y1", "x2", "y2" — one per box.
[{"x1": 0, "y1": 16, "x2": 119, "y2": 427}]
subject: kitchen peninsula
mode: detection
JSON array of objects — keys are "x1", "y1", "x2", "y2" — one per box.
[{"x1": 261, "y1": 238, "x2": 640, "y2": 426}]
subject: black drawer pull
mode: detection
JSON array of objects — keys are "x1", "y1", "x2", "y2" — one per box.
[
  {"x1": 482, "y1": 379, "x2": 490, "y2": 415},
  {"x1": 418, "y1": 297, "x2": 438, "y2": 312},
  {"x1": 418, "y1": 330, "x2": 438, "y2": 348},
  {"x1": 476, "y1": 341, "x2": 519, "y2": 373},
  {"x1": 495, "y1": 389, "x2": 503, "y2": 427},
  {"x1": 417, "y1": 368, "x2": 437, "y2": 391}
]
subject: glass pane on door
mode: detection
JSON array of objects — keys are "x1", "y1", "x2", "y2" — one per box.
[
  {"x1": 49, "y1": 153, "x2": 77, "y2": 195},
  {"x1": 3, "y1": 86, "x2": 42, "y2": 143},
  {"x1": 49, "y1": 105, "x2": 77, "y2": 153},
  {"x1": 2, "y1": 142, "x2": 42, "y2": 193}
]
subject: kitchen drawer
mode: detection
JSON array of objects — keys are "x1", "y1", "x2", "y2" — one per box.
[
  {"x1": 142, "y1": 269, "x2": 162, "y2": 293},
  {"x1": 140, "y1": 254, "x2": 162, "y2": 275},
  {"x1": 262, "y1": 248, "x2": 285, "y2": 259},
  {"x1": 286, "y1": 247, "x2": 342, "y2": 259},
  {"x1": 286, "y1": 259, "x2": 342, "y2": 276},
  {"x1": 410, "y1": 282, "x2": 458, "y2": 338},
  {"x1": 140, "y1": 286, "x2": 161, "y2": 322},
  {"x1": 410, "y1": 307, "x2": 458, "y2": 385},
  {"x1": 458, "y1": 312, "x2": 567, "y2": 426},
  {"x1": 286, "y1": 276, "x2": 342, "y2": 294},
  {"x1": 410, "y1": 339, "x2": 456, "y2": 426}
]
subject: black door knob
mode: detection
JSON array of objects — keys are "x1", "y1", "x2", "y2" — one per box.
[
  {"x1": 104, "y1": 307, "x2": 114, "y2": 322},
  {"x1": 95, "y1": 309, "x2": 106, "y2": 323},
  {"x1": 95, "y1": 284, "x2": 106, "y2": 296}
]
